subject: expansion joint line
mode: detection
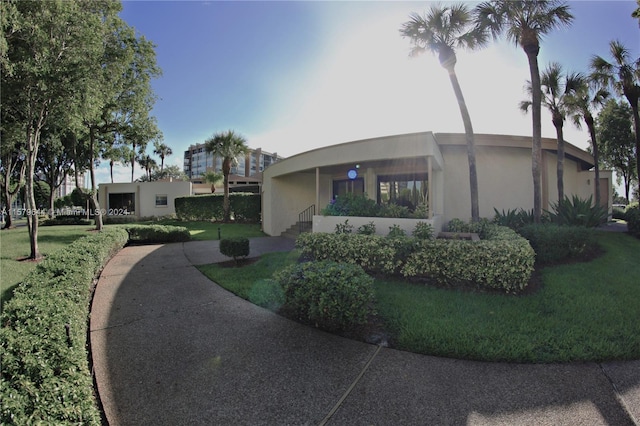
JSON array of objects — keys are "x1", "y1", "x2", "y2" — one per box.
[
  {"x1": 598, "y1": 363, "x2": 639, "y2": 426},
  {"x1": 318, "y1": 345, "x2": 383, "y2": 426}
]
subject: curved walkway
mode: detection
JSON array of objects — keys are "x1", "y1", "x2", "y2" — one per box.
[{"x1": 90, "y1": 236, "x2": 640, "y2": 426}]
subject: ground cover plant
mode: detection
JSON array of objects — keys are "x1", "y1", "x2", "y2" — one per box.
[{"x1": 200, "y1": 231, "x2": 640, "y2": 363}]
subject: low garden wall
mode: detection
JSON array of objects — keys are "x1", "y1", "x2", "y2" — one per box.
[{"x1": 312, "y1": 214, "x2": 443, "y2": 236}]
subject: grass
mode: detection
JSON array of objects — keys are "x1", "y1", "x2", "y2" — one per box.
[
  {"x1": 138, "y1": 220, "x2": 265, "y2": 241},
  {"x1": 199, "y1": 231, "x2": 640, "y2": 363},
  {"x1": 0, "y1": 224, "x2": 96, "y2": 303}
]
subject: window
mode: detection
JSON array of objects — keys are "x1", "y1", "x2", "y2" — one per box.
[
  {"x1": 377, "y1": 173, "x2": 428, "y2": 211},
  {"x1": 332, "y1": 178, "x2": 364, "y2": 198},
  {"x1": 109, "y1": 193, "x2": 135, "y2": 214},
  {"x1": 155, "y1": 194, "x2": 168, "y2": 207}
]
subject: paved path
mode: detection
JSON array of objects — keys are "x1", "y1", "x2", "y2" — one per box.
[{"x1": 90, "y1": 237, "x2": 639, "y2": 425}]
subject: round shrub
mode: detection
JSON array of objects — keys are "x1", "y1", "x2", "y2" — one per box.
[
  {"x1": 625, "y1": 203, "x2": 640, "y2": 237},
  {"x1": 274, "y1": 261, "x2": 375, "y2": 331},
  {"x1": 220, "y1": 237, "x2": 250, "y2": 262}
]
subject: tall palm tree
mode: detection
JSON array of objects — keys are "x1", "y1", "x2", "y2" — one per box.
[
  {"x1": 204, "y1": 130, "x2": 249, "y2": 222},
  {"x1": 520, "y1": 62, "x2": 581, "y2": 201},
  {"x1": 400, "y1": 4, "x2": 487, "y2": 222},
  {"x1": 565, "y1": 75, "x2": 609, "y2": 207},
  {"x1": 138, "y1": 154, "x2": 157, "y2": 180},
  {"x1": 475, "y1": 0, "x2": 573, "y2": 222},
  {"x1": 153, "y1": 141, "x2": 173, "y2": 174},
  {"x1": 591, "y1": 40, "x2": 640, "y2": 198}
]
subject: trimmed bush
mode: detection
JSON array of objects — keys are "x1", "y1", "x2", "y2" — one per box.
[
  {"x1": 41, "y1": 215, "x2": 91, "y2": 226},
  {"x1": 518, "y1": 224, "x2": 599, "y2": 265},
  {"x1": 274, "y1": 260, "x2": 375, "y2": 331},
  {"x1": 220, "y1": 237, "x2": 250, "y2": 262},
  {"x1": 401, "y1": 226, "x2": 535, "y2": 293},
  {"x1": 412, "y1": 221, "x2": 434, "y2": 240},
  {"x1": 175, "y1": 193, "x2": 260, "y2": 222},
  {"x1": 624, "y1": 203, "x2": 640, "y2": 237},
  {"x1": 125, "y1": 224, "x2": 191, "y2": 243},
  {"x1": 1, "y1": 228, "x2": 129, "y2": 425}
]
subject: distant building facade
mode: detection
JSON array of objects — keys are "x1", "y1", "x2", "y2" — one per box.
[
  {"x1": 55, "y1": 174, "x2": 86, "y2": 199},
  {"x1": 183, "y1": 144, "x2": 283, "y2": 188}
]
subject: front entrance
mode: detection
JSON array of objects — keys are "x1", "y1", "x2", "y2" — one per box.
[{"x1": 332, "y1": 178, "x2": 364, "y2": 199}]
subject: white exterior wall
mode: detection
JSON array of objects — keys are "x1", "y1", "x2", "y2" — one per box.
[
  {"x1": 99, "y1": 181, "x2": 192, "y2": 218},
  {"x1": 313, "y1": 215, "x2": 444, "y2": 236}
]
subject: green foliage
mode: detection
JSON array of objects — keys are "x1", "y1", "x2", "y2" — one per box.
[
  {"x1": 612, "y1": 205, "x2": 627, "y2": 220},
  {"x1": 334, "y1": 219, "x2": 354, "y2": 234},
  {"x1": 379, "y1": 203, "x2": 411, "y2": 218},
  {"x1": 248, "y1": 278, "x2": 285, "y2": 311},
  {"x1": 412, "y1": 221, "x2": 434, "y2": 240},
  {"x1": 412, "y1": 203, "x2": 429, "y2": 219},
  {"x1": 547, "y1": 195, "x2": 607, "y2": 227},
  {"x1": 296, "y1": 232, "x2": 403, "y2": 275},
  {"x1": 386, "y1": 224, "x2": 407, "y2": 238},
  {"x1": 493, "y1": 207, "x2": 536, "y2": 230},
  {"x1": 625, "y1": 203, "x2": 640, "y2": 237},
  {"x1": 321, "y1": 193, "x2": 380, "y2": 217},
  {"x1": 125, "y1": 224, "x2": 191, "y2": 243},
  {"x1": 220, "y1": 237, "x2": 250, "y2": 262},
  {"x1": 274, "y1": 261, "x2": 375, "y2": 331},
  {"x1": 40, "y1": 215, "x2": 91, "y2": 226},
  {"x1": 447, "y1": 217, "x2": 496, "y2": 239},
  {"x1": 401, "y1": 227, "x2": 535, "y2": 293},
  {"x1": 518, "y1": 224, "x2": 598, "y2": 265},
  {"x1": 1, "y1": 228, "x2": 129, "y2": 425},
  {"x1": 175, "y1": 193, "x2": 260, "y2": 222},
  {"x1": 356, "y1": 221, "x2": 376, "y2": 235}
]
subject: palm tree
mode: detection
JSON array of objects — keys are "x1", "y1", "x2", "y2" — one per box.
[
  {"x1": 204, "y1": 130, "x2": 249, "y2": 222},
  {"x1": 153, "y1": 141, "x2": 173, "y2": 174},
  {"x1": 138, "y1": 154, "x2": 158, "y2": 180},
  {"x1": 475, "y1": 0, "x2": 573, "y2": 222},
  {"x1": 520, "y1": 62, "x2": 581, "y2": 201},
  {"x1": 400, "y1": 4, "x2": 487, "y2": 222},
  {"x1": 591, "y1": 40, "x2": 640, "y2": 198},
  {"x1": 202, "y1": 170, "x2": 223, "y2": 193},
  {"x1": 565, "y1": 75, "x2": 609, "y2": 207}
]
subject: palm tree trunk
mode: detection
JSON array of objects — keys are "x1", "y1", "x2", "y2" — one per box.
[
  {"x1": 110, "y1": 160, "x2": 114, "y2": 183},
  {"x1": 586, "y1": 114, "x2": 601, "y2": 208},
  {"x1": 526, "y1": 50, "x2": 543, "y2": 223},
  {"x1": 552, "y1": 116, "x2": 565, "y2": 202},
  {"x1": 223, "y1": 159, "x2": 231, "y2": 222},
  {"x1": 628, "y1": 101, "x2": 640, "y2": 200},
  {"x1": 447, "y1": 67, "x2": 480, "y2": 222}
]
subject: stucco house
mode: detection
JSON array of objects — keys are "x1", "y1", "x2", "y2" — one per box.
[
  {"x1": 98, "y1": 180, "x2": 192, "y2": 218},
  {"x1": 261, "y1": 132, "x2": 612, "y2": 237}
]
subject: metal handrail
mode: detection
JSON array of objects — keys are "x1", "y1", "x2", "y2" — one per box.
[{"x1": 298, "y1": 204, "x2": 315, "y2": 233}]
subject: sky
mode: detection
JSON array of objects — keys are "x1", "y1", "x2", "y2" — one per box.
[{"x1": 99, "y1": 0, "x2": 640, "y2": 186}]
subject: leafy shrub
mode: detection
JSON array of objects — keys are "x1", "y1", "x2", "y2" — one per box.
[
  {"x1": 175, "y1": 193, "x2": 260, "y2": 222},
  {"x1": 220, "y1": 237, "x2": 250, "y2": 262},
  {"x1": 379, "y1": 203, "x2": 411, "y2": 218},
  {"x1": 40, "y1": 215, "x2": 91, "y2": 226},
  {"x1": 412, "y1": 221, "x2": 434, "y2": 240},
  {"x1": 612, "y1": 205, "x2": 626, "y2": 220},
  {"x1": 518, "y1": 224, "x2": 598, "y2": 265},
  {"x1": 401, "y1": 226, "x2": 535, "y2": 293},
  {"x1": 296, "y1": 232, "x2": 401, "y2": 275},
  {"x1": 493, "y1": 208, "x2": 536, "y2": 230},
  {"x1": 547, "y1": 195, "x2": 607, "y2": 227},
  {"x1": 386, "y1": 224, "x2": 407, "y2": 238},
  {"x1": 357, "y1": 221, "x2": 376, "y2": 235},
  {"x1": 125, "y1": 224, "x2": 191, "y2": 243},
  {"x1": 412, "y1": 203, "x2": 429, "y2": 219},
  {"x1": 335, "y1": 219, "x2": 354, "y2": 234},
  {"x1": 248, "y1": 278, "x2": 285, "y2": 311},
  {"x1": 321, "y1": 193, "x2": 380, "y2": 217},
  {"x1": 625, "y1": 203, "x2": 640, "y2": 237},
  {"x1": 1, "y1": 228, "x2": 129, "y2": 425},
  {"x1": 447, "y1": 217, "x2": 496, "y2": 239},
  {"x1": 274, "y1": 260, "x2": 375, "y2": 331}
]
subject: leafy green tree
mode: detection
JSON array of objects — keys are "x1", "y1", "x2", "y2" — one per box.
[
  {"x1": 520, "y1": 62, "x2": 581, "y2": 201},
  {"x1": 400, "y1": 4, "x2": 487, "y2": 222},
  {"x1": 591, "y1": 40, "x2": 640, "y2": 199},
  {"x1": 153, "y1": 141, "x2": 173, "y2": 174},
  {"x1": 475, "y1": 0, "x2": 573, "y2": 222},
  {"x1": 565, "y1": 75, "x2": 609, "y2": 207},
  {"x1": 632, "y1": 0, "x2": 640, "y2": 27},
  {"x1": 36, "y1": 126, "x2": 75, "y2": 217},
  {"x1": 138, "y1": 164, "x2": 189, "y2": 182},
  {"x1": 101, "y1": 144, "x2": 131, "y2": 183},
  {"x1": 2, "y1": 0, "x2": 113, "y2": 258},
  {"x1": 0, "y1": 118, "x2": 26, "y2": 229},
  {"x1": 597, "y1": 99, "x2": 637, "y2": 202},
  {"x1": 204, "y1": 130, "x2": 250, "y2": 221}
]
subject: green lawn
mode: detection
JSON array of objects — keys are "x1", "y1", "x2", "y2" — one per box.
[
  {"x1": 199, "y1": 231, "x2": 640, "y2": 363},
  {"x1": 140, "y1": 220, "x2": 265, "y2": 241}
]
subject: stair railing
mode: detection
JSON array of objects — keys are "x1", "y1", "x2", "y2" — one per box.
[{"x1": 298, "y1": 204, "x2": 315, "y2": 234}]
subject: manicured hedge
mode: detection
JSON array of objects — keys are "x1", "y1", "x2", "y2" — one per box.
[
  {"x1": 220, "y1": 237, "x2": 250, "y2": 262},
  {"x1": 296, "y1": 223, "x2": 535, "y2": 293},
  {"x1": 40, "y1": 215, "x2": 91, "y2": 226},
  {"x1": 125, "y1": 224, "x2": 191, "y2": 243},
  {"x1": 174, "y1": 193, "x2": 260, "y2": 222},
  {"x1": 517, "y1": 224, "x2": 598, "y2": 265},
  {"x1": 1, "y1": 228, "x2": 129, "y2": 425},
  {"x1": 626, "y1": 203, "x2": 640, "y2": 238}
]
